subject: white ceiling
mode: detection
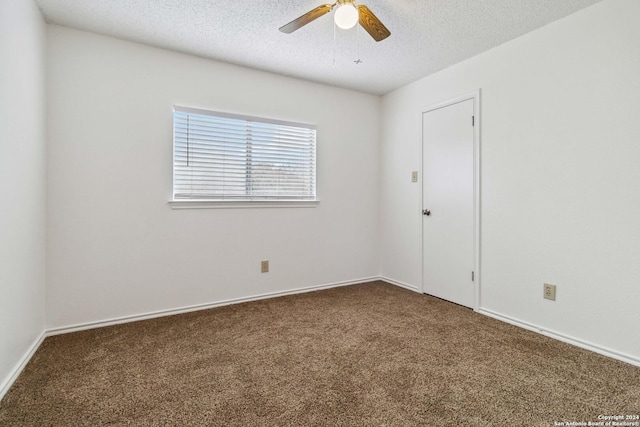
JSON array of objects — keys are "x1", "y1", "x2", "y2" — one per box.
[{"x1": 35, "y1": 0, "x2": 602, "y2": 95}]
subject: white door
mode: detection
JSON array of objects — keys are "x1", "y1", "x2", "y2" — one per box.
[{"x1": 422, "y1": 98, "x2": 476, "y2": 308}]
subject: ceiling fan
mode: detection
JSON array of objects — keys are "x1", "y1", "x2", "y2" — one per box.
[{"x1": 279, "y1": 0, "x2": 391, "y2": 42}]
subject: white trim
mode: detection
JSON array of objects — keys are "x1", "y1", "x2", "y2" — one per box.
[
  {"x1": 375, "y1": 279, "x2": 640, "y2": 367},
  {"x1": 169, "y1": 199, "x2": 320, "y2": 210},
  {"x1": 420, "y1": 90, "x2": 481, "y2": 310},
  {"x1": 3, "y1": 279, "x2": 639, "y2": 403},
  {"x1": 473, "y1": 90, "x2": 481, "y2": 310},
  {"x1": 379, "y1": 277, "x2": 420, "y2": 293},
  {"x1": 0, "y1": 331, "x2": 46, "y2": 402},
  {"x1": 2, "y1": 278, "x2": 376, "y2": 402},
  {"x1": 46, "y1": 277, "x2": 378, "y2": 336},
  {"x1": 478, "y1": 308, "x2": 640, "y2": 368}
]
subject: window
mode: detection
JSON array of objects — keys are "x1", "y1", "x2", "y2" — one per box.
[{"x1": 172, "y1": 106, "x2": 317, "y2": 204}]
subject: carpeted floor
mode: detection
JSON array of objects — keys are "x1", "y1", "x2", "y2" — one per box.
[{"x1": 1, "y1": 281, "x2": 639, "y2": 426}]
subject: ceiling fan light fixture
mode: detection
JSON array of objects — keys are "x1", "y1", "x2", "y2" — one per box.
[
  {"x1": 279, "y1": 1, "x2": 390, "y2": 42},
  {"x1": 334, "y1": 3, "x2": 359, "y2": 29}
]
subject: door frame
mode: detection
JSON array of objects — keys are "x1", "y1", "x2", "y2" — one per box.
[{"x1": 420, "y1": 90, "x2": 481, "y2": 311}]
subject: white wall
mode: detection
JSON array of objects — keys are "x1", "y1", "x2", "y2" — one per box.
[
  {"x1": 0, "y1": 0, "x2": 47, "y2": 396},
  {"x1": 380, "y1": 0, "x2": 640, "y2": 361},
  {"x1": 46, "y1": 26, "x2": 381, "y2": 328}
]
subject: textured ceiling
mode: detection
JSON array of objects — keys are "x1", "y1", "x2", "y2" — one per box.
[{"x1": 35, "y1": 0, "x2": 602, "y2": 95}]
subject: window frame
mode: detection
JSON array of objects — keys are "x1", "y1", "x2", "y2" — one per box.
[{"x1": 169, "y1": 106, "x2": 319, "y2": 209}]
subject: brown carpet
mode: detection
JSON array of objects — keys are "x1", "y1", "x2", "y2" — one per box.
[{"x1": 1, "y1": 281, "x2": 638, "y2": 426}]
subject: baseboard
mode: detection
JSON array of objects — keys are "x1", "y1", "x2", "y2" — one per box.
[
  {"x1": 2, "y1": 277, "x2": 379, "y2": 402},
  {"x1": 478, "y1": 308, "x2": 640, "y2": 368},
  {"x1": 46, "y1": 276, "x2": 380, "y2": 336},
  {"x1": 381, "y1": 278, "x2": 640, "y2": 368},
  {"x1": 0, "y1": 331, "x2": 46, "y2": 402},
  {"x1": 5, "y1": 280, "x2": 636, "y2": 403},
  {"x1": 379, "y1": 276, "x2": 420, "y2": 293}
]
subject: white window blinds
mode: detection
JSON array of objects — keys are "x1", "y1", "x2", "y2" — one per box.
[{"x1": 173, "y1": 106, "x2": 317, "y2": 201}]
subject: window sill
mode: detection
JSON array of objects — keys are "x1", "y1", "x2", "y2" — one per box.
[{"x1": 168, "y1": 200, "x2": 320, "y2": 210}]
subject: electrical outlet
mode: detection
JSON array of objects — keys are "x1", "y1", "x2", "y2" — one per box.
[
  {"x1": 261, "y1": 260, "x2": 269, "y2": 273},
  {"x1": 543, "y1": 283, "x2": 556, "y2": 301},
  {"x1": 411, "y1": 171, "x2": 418, "y2": 182}
]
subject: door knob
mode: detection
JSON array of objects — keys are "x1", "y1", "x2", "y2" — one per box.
[{"x1": 423, "y1": 209, "x2": 431, "y2": 216}]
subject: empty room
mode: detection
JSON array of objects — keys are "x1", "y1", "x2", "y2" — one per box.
[{"x1": 1, "y1": 0, "x2": 639, "y2": 425}]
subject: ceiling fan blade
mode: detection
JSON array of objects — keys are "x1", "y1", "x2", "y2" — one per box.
[
  {"x1": 279, "y1": 4, "x2": 334, "y2": 34},
  {"x1": 357, "y1": 4, "x2": 390, "y2": 42}
]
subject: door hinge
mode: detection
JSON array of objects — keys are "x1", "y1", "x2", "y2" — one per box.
[
  {"x1": 472, "y1": 271, "x2": 475, "y2": 281},
  {"x1": 472, "y1": 115, "x2": 475, "y2": 126}
]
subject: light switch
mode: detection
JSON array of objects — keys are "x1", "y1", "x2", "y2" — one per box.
[{"x1": 411, "y1": 171, "x2": 418, "y2": 182}]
